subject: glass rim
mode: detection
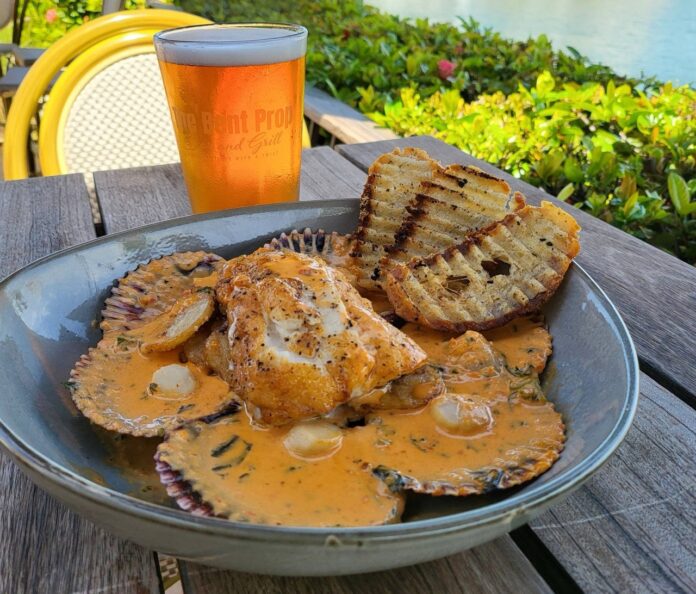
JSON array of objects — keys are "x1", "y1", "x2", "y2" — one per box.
[{"x1": 154, "y1": 22, "x2": 308, "y2": 46}]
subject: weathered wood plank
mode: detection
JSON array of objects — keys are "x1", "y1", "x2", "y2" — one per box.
[
  {"x1": 183, "y1": 537, "x2": 552, "y2": 594},
  {"x1": 300, "y1": 146, "x2": 366, "y2": 200},
  {"x1": 0, "y1": 175, "x2": 160, "y2": 594},
  {"x1": 530, "y1": 372, "x2": 696, "y2": 593},
  {"x1": 337, "y1": 137, "x2": 696, "y2": 398},
  {"x1": 305, "y1": 86, "x2": 399, "y2": 144},
  {"x1": 95, "y1": 147, "x2": 366, "y2": 234},
  {"x1": 95, "y1": 163, "x2": 190, "y2": 233}
]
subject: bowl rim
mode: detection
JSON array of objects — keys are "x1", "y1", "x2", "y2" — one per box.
[{"x1": 0, "y1": 199, "x2": 640, "y2": 544}]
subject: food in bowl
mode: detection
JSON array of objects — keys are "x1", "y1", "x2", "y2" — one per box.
[{"x1": 66, "y1": 148, "x2": 580, "y2": 526}]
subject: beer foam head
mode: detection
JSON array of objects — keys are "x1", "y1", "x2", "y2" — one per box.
[{"x1": 154, "y1": 24, "x2": 307, "y2": 67}]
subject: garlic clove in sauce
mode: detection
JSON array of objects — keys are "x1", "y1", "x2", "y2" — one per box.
[
  {"x1": 151, "y1": 364, "x2": 197, "y2": 397},
  {"x1": 283, "y1": 420, "x2": 344, "y2": 459},
  {"x1": 430, "y1": 395, "x2": 493, "y2": 437}
]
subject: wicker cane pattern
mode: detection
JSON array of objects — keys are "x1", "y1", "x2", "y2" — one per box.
[{"x1": 62, "y1": 53, "x2": 179, "y2": 174}]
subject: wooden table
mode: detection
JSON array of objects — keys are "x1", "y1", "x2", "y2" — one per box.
[{"x1": 1, "y1": 136, "x2": 694, "y2": 593}]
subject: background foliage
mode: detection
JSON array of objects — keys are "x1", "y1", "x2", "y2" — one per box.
[
  {"x1": 10, "y1": 0, "x2": 144, "y2": 47},
  {"x1": 372, "y1": 76, "x2": 696, "y2": 261},
  {"x1": 176, "y1": 0, "x2": 695, "y2": 262},
  {"x1": 9, "y1": 0, "x2": 696, "y2": 261}
]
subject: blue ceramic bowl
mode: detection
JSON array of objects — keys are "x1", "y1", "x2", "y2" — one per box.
[{"x1": 0, "y1": 200, "x2": 638, "y2": 575}]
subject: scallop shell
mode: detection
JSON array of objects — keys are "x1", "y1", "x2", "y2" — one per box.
[
  {"x1": 349, "y1": 365, "x2": 445, "y2": 414},
  {"x1": 354, "y1": 394, "x2": 565, "y2": 497},
  {"x1": 130, "y1": 290, "x2": 216, "y2": 353},
  {"x1": 68, "y1": 336, "x2": 236, "y2": 437},
  {"x1": 265, "y1": 228, "x2": 355, "y2": 261},
  {"x1": 155, "y1": 412, "x2": 405, "y2": 526},
  {"x1": 100, "y1": 252, "x2": 224, "y2": 334},
  {"x1": 155, "y1": 452, "x2": 215, "y2": 517}
]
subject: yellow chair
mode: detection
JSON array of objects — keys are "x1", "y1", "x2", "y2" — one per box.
[{"x1": 4, "y1": 9, "x2": 311, "y2": 180}]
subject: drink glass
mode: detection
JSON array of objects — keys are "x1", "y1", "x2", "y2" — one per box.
[{"x1": 154, "y1": 24, "x2": 308, "y2": 213}]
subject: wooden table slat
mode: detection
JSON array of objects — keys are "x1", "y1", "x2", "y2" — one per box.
[
  {"x1": 0, "y1": 175, "x2": 160, "y2": 594},
  {"x1": 300, "y1": 146, "x2": 368, "y2": 200},
  {"x1": 531, "y1": 372, "x2": 696, "y2": 593},
  {"x1": 95, "y1": 147, "x2": 367, "y2": 235},
  {"x1": 182, "y1": 537, "x2": 552, "y2": 594},
  {"x1": 93, "y1": 147, "x2": 555, "y2": 593},
  {"x1": 95, "y1": 163, "x2": 190, "y2": 234},
  {"x1": 304, "y1": 86, "x2": 399, "y2": 145},
  {"x1": 337, "y1": 137, "x2": 696, "y2": 400}
]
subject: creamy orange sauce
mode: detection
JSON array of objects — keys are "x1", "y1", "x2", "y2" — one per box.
[
  {"x1": 360, "y1": 290, "x2": 394, "y2": 315},
  {"x1": 192, "y1": 272, "x2": 219, "y2": 289},
  {"x1": 317, "y1": 234, "x2": 362, "y2": 288},
  {"x1": 71, "y1": 336, "x2": 233, "y2": 436},
  {"x1": 483, "y1": 317, "x2": 552, "y2": 374},
  {"x1": 158, "y1": 411, "x2": 404, "y2": 526},
  {"x1": 80, "y1": 258, "x2": 563, "y2": 525},
  {"x1": 342, "y1": 316, "x2": 565, "y2": 494},
  {"x1": 347, "y1": 394, "x2": 564, "y2": 494}
]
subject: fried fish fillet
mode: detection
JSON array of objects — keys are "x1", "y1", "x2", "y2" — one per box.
[
  {"x1": 386, "y1": 165, "x2": 526, "y2": 263},
  {"x1": 352, "y1": 148, "x2": 441, "y2": 288},
  {"x1": 384, "y1": 202, "x2": 580, "y2": 332},
  {"x1": 215, "y1": 249, "x2": 427, "y2": 425}
]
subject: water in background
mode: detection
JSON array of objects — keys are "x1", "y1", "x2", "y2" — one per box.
[{"x1": 370, "y1": 0, "x2": 695, "y2": 85}]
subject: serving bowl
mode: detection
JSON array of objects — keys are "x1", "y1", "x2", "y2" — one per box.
[{"x1": 0, "y1": 200, "x2": 638, "y2": 575}]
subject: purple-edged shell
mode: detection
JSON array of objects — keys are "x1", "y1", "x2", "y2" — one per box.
[
  {"x1": 67, "y1": 336, "x2": 236, "y2": 437},
  {"x1": 101, "y1": 251, "x2": 224, "y2": 334},
  {"x1": 155, "y1": 453, "x2": 215, "y2": 517},
  {"x1": 155, "y1": 412, "x2": 406, "y2": 526},
  {"x1": 265, "y1": 228, "x2": 356, "y2": 271}
]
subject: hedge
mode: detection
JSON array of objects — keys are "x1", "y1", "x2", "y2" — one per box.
[
  {"x1": 14, "y1": 0, "x2": 696, "y2": 261},
  {"x1": 176, "y1": 0, "x2": 695, "y2": 262}
]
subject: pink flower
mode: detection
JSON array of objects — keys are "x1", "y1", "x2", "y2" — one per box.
[
  {"x1": 437, "y1": 59, "x2": 456, "y2": 80},
  {"x1": 45, "y1": 8, "x2": 57, "y2": 23}
]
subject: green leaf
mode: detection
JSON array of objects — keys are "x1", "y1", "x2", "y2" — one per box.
[
  {"x1": 563, "y1": 157, "x2": 583, "y2": 183},
  {"x1": 557, "y1": 183, "x2": 575, "y2": 202},
  {"x1": 668, "y1": 172, "x2": 690, "y2": 216},
  {"x1": 536, "y1": 71, "x2": 555, "y2": 95},
  {"x1": 623, "y1": 192, "x2": 639, "y2": 217}
]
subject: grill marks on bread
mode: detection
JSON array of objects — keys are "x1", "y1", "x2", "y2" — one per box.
[
  {"x1": 384, "y1": 202, "x2": 581, "y2": 332},
  {"x1": 352, "y1": 148, "x2": 441, "y2": 288},
  {"x1": 387, "y1": 165, "x2": 525, "y2": 263}
]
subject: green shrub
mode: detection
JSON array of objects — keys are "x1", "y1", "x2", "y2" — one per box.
[
  {"x1": 16, "y1": 0, "x2": 145, "y2": 47},
  {"x1": 372, "y1": 74, "x2": 696, "y2": 261},
  {"x1": 16, "y1": 0, "x2": 695, "y2": 261},
  {"x1": 176, "y1": 0, "x2": 645, "y2": 110}
]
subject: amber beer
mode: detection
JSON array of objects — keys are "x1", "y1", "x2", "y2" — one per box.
[{"x1": 154, "y1": 24, "x2": 307, "y2": 213}]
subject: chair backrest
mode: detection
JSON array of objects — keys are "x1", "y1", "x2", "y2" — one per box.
[
  {"x1": 3, "y1": 9, "x2": 209, "y2": 180},
  {"x1": 39, "y1": 30, "x2": 182, "y2": 176}
]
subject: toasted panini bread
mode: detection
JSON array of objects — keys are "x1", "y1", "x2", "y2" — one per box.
[
  {"x1": 385, "y1": 201, "x2": 580, "y2": 332},
  {"x1": 352, "y1": 148, "x2": 441, "y2": 288},
  {"x1": 386, "y1": 165, "x2": 525, "y2": 263}
]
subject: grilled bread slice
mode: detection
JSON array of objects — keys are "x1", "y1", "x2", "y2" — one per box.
[
  {"x1": 352, "y1": 147, "x2": 441, "y2": 288},
  {"x1": 385, "y1": 201, "x2": 580, "y2": 332},
  {"x1": 386, "y1": 165, "x2": 525, "y2": 264}
]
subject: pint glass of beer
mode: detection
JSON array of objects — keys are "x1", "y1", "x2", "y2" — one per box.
[{"x1": 154, "y1": 24, "x2": 308, "y2": 213}]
